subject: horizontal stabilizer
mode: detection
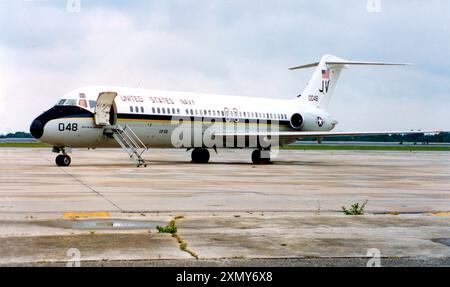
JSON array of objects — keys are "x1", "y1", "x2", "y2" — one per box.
[
  {"x1": 288, "y1": 62, "x2": 320, "y2": 70},
  {"x1": 326, "y1": 61, "x2": 412, "y2": 66},
  {"x1": 289, "y1": 56, "x2": 412, "y2": 70}
]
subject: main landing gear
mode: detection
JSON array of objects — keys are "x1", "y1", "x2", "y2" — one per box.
[
  {"x1": 251, "y1": 149, "x2": 271, "y2": 164},
  {"x1": 191, "y1": 148, "x2": 210, "y2": 163},
  {"x1": 53, "y1": 147, "x2": 71, "y2": 167}
]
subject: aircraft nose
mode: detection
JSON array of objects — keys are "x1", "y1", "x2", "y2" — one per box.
[{"x1": 30, "y1": 118, "x2": 44, "y2": 139}]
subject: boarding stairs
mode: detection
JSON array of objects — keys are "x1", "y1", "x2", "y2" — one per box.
[{"x1": 107, "y1": 124, "x2": 148, "y2": 167}]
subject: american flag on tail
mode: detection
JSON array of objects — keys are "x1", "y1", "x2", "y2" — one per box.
[{"x1": 322, "y1": 69, "x2": 330, "y2": 79}]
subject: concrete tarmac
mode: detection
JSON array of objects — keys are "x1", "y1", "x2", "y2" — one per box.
[{"x1": 0, "y1": 148, "x2": 449, "y2": 266}]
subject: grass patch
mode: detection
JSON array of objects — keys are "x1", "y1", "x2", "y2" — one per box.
[
  {"x1": 156, "y1": 220, "x2": 177, "y2": 234},
  {"x1": 179, "y1": 242, "x2": 188, "y2": 251},
  {"x1": 157, "y1": 216, "x2": 199, "y2": 259},
  {"x1": 173, "y1": 233, "x2": 198, "y2": 259},
  {"x1": 282, "y1": 145, "x2": 450, "y2": 151},
  {"x1": 0, "y1": 142, "x2": 50, "y2": 148},
  {"x1": 342, "y1": 200, "x2": 368, "y2": 215}
]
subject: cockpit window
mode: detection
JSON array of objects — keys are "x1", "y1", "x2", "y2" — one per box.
[
  {"x1": 56, "y1": 97, "x2": 93, "y2": 109},
  {"x1": 89, "y1": 100, "x2": 96, "y2": 109},
  {"x1": 57, "y1": 99, "x2": 67, "y2": 106},
  {"x1": 78, "y1": 99, "x2": 88, "y2": 108},
  {"x1": 65, "y1": 99, "x2": 77, "y2": 106}
]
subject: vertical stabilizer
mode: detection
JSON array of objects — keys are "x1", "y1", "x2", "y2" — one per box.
[{"x1": 289, "y1": 55, "x2": 410, "y2": 109}]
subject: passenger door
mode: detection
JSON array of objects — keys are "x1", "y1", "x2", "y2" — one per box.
[{"x1": 94, "y1": 92, "x2": 117, "y2": 126}]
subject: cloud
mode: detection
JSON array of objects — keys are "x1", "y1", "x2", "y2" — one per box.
[{"x1": 0, "y1": 0, "x2": 449, "y2": 133}]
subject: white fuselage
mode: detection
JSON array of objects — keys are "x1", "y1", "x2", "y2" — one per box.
[{"x1": 32, "y1": 86, "x2": 336, "y2": 149}]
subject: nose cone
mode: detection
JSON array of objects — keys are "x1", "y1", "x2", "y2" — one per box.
[{"x1": 30, "y1": 118, "x2": 44, "y2": 139}]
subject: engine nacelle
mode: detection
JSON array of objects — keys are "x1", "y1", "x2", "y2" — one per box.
[
  {"x1": 290, "y1": 113, "x2": 304, "y2": 129},
  {"x1": 290, "y1": 112, "x2": 322, "y2": 130}
]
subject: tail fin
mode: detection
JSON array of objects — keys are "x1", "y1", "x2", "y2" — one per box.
[{"x1": 290, "y1": 55, "x2": 411, "y2": 109}]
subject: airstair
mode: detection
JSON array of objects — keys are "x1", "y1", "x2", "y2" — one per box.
[{"x1": 106, "y1": 124, "x2": 148, "y2": 167}]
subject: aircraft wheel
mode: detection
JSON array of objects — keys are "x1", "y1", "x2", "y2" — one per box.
[
  {"x1": 56, "y1": 154, "x2": 71, "y2": 167},
  {"x1": 252, "y1": 149, "x2": 270, "y2": 164},
  {"x1": 192, "y1": 148, "x2": 210, "y2": 163}
]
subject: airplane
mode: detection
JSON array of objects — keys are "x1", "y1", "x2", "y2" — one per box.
[{"x1": 29, "y1": 54, "x2": 431, "y2": 167}]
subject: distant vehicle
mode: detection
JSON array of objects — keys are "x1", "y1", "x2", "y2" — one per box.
[{"x1": 30, "y1": 54, "x2": 432, "y2": 167}]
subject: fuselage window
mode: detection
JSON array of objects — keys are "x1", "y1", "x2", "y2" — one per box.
[
  {"x1": 172, "y1": 108, "x2": 175, "y2": 114},
  {"x1": 141, "y1": 107, "x2": 144, "y2": 113},
  {"x1": 162, "y1": 107, "x2": 166, "y2": 114},
  {"x1": 186, "y1": 109, "x2": 189, "y2": 115},
  {"x1": 157, "y1": 107, "x2": 161, "y2": 114},
  {"x1": 204, "y1": 110, "x2": 207, "y2": 115},
  {"x1": 177, "y1": 108, "x2": 180, "y2": 114},
  {"x1": 213, "y1": 110, "x2": 216, "y2": 116},
  {"x1": 135, "y1": 106, "x2": 139, "y2": 113},
  {"x1": 152, "y1": 107, "x2": 156, "y2": 113},
  {"x1": 130, "y1": 106, "x2": 134, "y2": 113},
  {"x1": 190, "y1": 109, "x2": 194, "y2": 115}
]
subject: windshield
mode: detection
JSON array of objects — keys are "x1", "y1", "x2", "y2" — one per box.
[
  {"x1": 56, "y1": 94, "x2": 96, "y2": 110},
  {"x1": 56, "y1": 99, "x2": 66, "y2": 106},
  {"x1": 56, "y1": 99, "x2": 81, "y2": 107}
]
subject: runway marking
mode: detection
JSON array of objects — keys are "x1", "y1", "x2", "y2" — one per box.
[
  {"x1": 63, "y1": 212, "x2": 110, "y2": 218},
  {"x1": 429, "y1": 212, "x2": 450, "y2": 216}
]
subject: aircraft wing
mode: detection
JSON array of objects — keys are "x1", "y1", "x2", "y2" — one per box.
[{"x1": 214, "y1": 130, "x2": 440, "y2": 141}]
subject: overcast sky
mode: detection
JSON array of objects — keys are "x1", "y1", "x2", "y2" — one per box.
[{"x1": 0, "y1": 0, "x2": 449, "y2": 134}]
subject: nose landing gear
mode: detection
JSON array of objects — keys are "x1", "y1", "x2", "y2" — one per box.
[
  {"x1": 53, "y1": 147, "x2": 72, "y2": 167},
  {"x1": 191, "y1": 148, "x2": 210, "y2": 163},
  {"x1": 55, "y1": 154, "x2": 71, "y2": 167}
]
